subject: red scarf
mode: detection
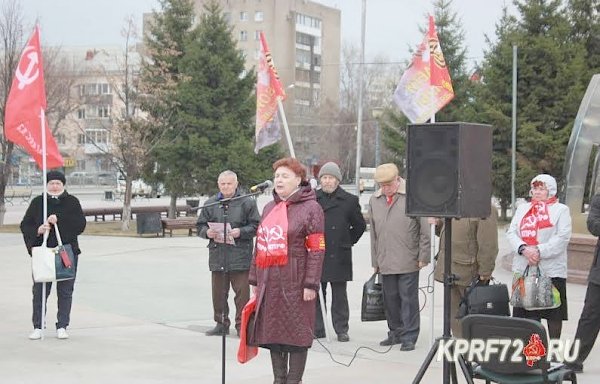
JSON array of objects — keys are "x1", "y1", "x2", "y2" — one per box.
[
  {"x1": 519, "y1": 196, "x2": 557, "y2": 245},
  {"x1": 255, "y1": 202, "x2": 289, "y2": 268}
]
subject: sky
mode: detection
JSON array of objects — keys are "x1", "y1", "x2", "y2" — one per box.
[{"x1": 17, "y1": 0, "x2": 516, "y2": 65}]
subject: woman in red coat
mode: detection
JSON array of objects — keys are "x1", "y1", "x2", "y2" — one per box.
[{"x1": 249, "y1": 157, "x2": 325, "y2": 384}]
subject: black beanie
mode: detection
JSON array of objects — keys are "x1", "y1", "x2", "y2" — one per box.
[{"x1": 47, "y1": 170, "x2": 66, "y2": 185}]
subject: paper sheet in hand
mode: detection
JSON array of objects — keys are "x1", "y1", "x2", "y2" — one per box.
[{"x1": 208, "y1": 222, "x2": 236, "y2": 245}]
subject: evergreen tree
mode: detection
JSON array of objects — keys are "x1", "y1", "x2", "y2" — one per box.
[
  {"x1": 567, "y1": 0, "x2": 600, "y2": 76},
  {"x1": 156, "y1": 0, "x2": 280, "y2": 198},
  {"x1": 477, "y1": 0, "x2": 588, "y2": 218}
]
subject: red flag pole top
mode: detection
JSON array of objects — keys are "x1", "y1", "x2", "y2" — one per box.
[{"x1": 4, "y1": 25, "x2": 63, "y2": 169}]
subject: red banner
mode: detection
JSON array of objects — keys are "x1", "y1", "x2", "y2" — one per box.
[
  {"x1": 393, "y1": 15, "x2": 454, "y2": 123},
  {"x1": 255, "y1": 32, "x2": 286, "y2": 153},
  {"x1": 4, "y1": 26, "x2": 63, "y2": 169}
]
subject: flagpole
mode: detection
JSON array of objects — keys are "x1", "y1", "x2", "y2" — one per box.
[
  {"x1": 41, "y1": 107, "x2": 48, "y2": 341},
  {"x1": 277, "y1": 99, "x2": 295, "y2": 158}
]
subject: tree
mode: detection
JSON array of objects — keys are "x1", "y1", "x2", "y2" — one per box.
[
  {"x1": 382, "y1": 0, "x2": 474, "y2": 171},
  {"x1": 168, "y1": 0, "x2": 279, "y2": 194},
  {"x1": 0, "y1": 0, "x2": 24, "y2": 224},
  {"x1": 477, "y1": 0, "x2": 588, "y2": 218},
  {"x1": 139, "y1": 0, "x2": 196, "y2": 216}
]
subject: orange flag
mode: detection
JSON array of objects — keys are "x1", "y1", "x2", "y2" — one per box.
[
  {"x1": 4, "y1": 26, "x2": 63, "y2": 169},
  {"x1": 393, "y1": 15, "x2": 454, "y2": 123},
  {"x1": 255, "y1": 32, "x2": 286, "y2": 153}
]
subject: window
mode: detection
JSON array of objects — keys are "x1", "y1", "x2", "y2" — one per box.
[
  {"x1": 56, "y1": 133, "x2": 66, "y2": 145},
  {"x1": 85, "y1": 129, "x2": 110, "y2": 144},
  {"x1": 255, "y1": 30, "x2": 262, "y2": 41},
  {"x1": 255, "y1": 11, "x2": 263, "y2": 22},
  {"x1": 240, "y1": 11, "x2": 248, "y2": 21},
  {"x1": 295, "y1": 13, "x2": 321, "y2": 29},
  {"x1": 77, "y1": 134, "x2": 86, "y2": 144},
  {"x1": 77, "y1": 108, "x2": 86, "y2": 119},
  {"x1": 97, "y1": 106, "x2": 110, "y2": 118},
  {"x1": 99, "y1": 83, "x2": 110, "y2": 94},
  {"x1": 76, "y1": 160, "x2": 86, "y2": 171},
  {"x1": 240, "y1": 30, "x2": 248, "y2": 41}
]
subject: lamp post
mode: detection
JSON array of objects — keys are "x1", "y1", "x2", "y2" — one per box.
[{"x1": 372, "y1": 108, "x2": 383, "y2": 167}]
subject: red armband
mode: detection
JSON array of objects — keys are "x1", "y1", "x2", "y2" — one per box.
[{"x1": 305, "y1": 233, "x2": 325, "y2": 252}]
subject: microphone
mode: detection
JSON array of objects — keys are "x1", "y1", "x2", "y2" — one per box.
[{"x1": 250, "y1": 180, "x2": 273, "y2": 192}]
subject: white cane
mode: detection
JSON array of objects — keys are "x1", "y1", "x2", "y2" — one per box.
[
  {"x1": 429, "y1": 223, "x2": 436, "y2": 347},
  {"x1": 318, "y1": 285, "x2": 331, "y2": 342},
  {"x1": 41, "y1": 283, "x2": 46, "y2": 340}
]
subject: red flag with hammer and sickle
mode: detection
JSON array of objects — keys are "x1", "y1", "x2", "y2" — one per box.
[{"x1": 4, "y1": 26, "x2": 63, "y2": 169}]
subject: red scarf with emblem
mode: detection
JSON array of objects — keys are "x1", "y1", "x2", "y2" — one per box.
[
  {"x1": 519, "y1": 196, "x2": 557, "y2": 245},
  {"x1": 255, "y1": 202, "x2": 289, "y2": 268}
]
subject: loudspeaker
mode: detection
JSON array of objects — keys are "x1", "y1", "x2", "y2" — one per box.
[{"x1": 406, "y1": 122, "x2": 492, "y2": 218}]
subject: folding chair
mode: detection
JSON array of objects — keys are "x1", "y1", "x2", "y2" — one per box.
[{"x1": 461, "y1": 314, "x2": 577, "y2": 384}]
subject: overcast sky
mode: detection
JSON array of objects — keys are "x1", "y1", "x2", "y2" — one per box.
[{"x1": 18, "y1": 0, "x2": 516, "y2": 65}]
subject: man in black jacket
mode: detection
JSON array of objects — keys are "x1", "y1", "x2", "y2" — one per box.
[
  {"x1": 315, "y1": 162, "x2": 366, "y2": 342},
  {"x1": 197, "y1": 170, "x2": 260, "y2": 337},
  {"x1": 20, "y1": 170, "x2": 86, "y2": 340},
  {"x1": 567, "y1": 193, "x2": 600, "y2": 373}
]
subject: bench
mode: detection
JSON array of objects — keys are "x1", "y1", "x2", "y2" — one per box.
[
  {"x1": 83, "y1": 205, "x2": 192, "y2": 222},
  {"x1": 4, "y1": 187, "x2": 33, "y2": 205},
  {"x1": 161, "y1": 217, "x2": 198, "y2": 237}
]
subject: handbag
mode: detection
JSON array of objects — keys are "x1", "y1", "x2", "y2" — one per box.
[
  {"x1": 456, "y1": 277, "x2": 510, "y2": 319},
  {"x1": 510, "y1": 266, "x2": 561, "y2": 310},
  {"x1": 31, "y1": 223, "x2": 76, "y2": 283},
  {"x1": 237, "y1": 296, "x2": 259, "y2": 364},
  {"x1": 361, "y1": 273, "x2": 386, "y2": 322}
]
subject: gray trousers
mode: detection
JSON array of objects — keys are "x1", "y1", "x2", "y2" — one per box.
[{"x1": 381, "y1": 271, "x2": 420, "y2": 344}]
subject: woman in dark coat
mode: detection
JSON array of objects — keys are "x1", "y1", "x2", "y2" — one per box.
[
  {"x1": 249, "y1": 157, "x2": 325, "y2": 384},
  {"x1": 20, "y1": 171, "x2": 86, "y2": 340}
]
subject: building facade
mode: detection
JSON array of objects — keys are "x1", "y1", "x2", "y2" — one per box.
[{"x1": 194, "y1": 0, "x2": 341, "y2": 164}]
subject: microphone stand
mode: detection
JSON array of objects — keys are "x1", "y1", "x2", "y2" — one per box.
[{"x1": 201, "y1": 189, "x2": 263, "y2": 384}]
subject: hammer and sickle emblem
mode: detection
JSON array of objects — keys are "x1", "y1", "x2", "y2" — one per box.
[
  {"x1": 268, "y1": 225, "x2": 284, "y2": 241},
  {"x1": 15, "y1": 46, "x2": 40, "y2": 90}
]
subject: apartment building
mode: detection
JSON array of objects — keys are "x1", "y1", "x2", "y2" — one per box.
[
  {"x1": 11, "y1": 46, "x2": 139, "y2": 185},
  {"x1": 194, "y1": 0, "x2": 341, "y2": 163}
]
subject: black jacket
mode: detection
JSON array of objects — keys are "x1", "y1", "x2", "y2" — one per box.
[
  {"x1": 196, "y1": 191, "x2": 260, "y2": 272},
  {"x1": 20, "y1": 192, "x2": 86, "y2": 256},
  {"x1": 316, "y1": 186, "x2": 366, "y2": 282},
  {"x1": 587, "y1": 194, "x2": 600, "y2": 285}
]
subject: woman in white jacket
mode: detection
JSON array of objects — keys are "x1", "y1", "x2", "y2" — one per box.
[{"x1": 506, "y1": 174, "x2": 572, "y2": 339}]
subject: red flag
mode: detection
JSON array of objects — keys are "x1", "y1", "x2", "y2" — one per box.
[
  {"x1": 4, "y1": 26, "x2": 63, "y2": 169},
  {"x1": 393, "y1": 15, "x2": 454, "y2": 123},
  {"x1": 255, "y1": 32, "x2": 286, "y2": 154}
]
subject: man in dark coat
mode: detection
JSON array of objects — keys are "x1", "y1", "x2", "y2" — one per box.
[
  {"x1": 314, "y1": 162, "x2": 366, "y2": 342},
  {"x1": 197, "y1": 170, "x2": 260, "y2": 337},
  {"x1": 20, "y1": 170, "x2": 86, "y2": 340},
  {"x1": 567, "y1": 193, "x2": 600, "y2": 373}
]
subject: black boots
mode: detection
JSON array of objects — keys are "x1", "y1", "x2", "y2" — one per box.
[
  {"x1": 205, "y1": 323, "x2": 229, "y2": 336},
  {"x1": 270, "y1": 350, "x2": 307, "y2": 384},
  {"x1": 287, "y1": 350, "x2": 308, "y2": 384},
  {"x1": 270, "y1": 351, "x2": 288, "y2": 384}
]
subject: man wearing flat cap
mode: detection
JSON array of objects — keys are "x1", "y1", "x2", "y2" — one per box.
[
  {"x1": 314, "y1": 162, "x2": 366, "y2": 342},
  {"x1": 368, "y1": 163, "x2": 430, "y2": 351}
]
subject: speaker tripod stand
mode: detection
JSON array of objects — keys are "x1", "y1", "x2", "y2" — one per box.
[{"x1": 412, "y1": 218, "x2": 475, "y2": 384}]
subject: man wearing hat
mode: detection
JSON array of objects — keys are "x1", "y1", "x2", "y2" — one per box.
[
  {"x1": 369, "y1": 163, "x2": 430, "y2": 351},
  {"x1": 314, "y1": 162, "x2": 366, "y2": 342},
  {"x1": 20, "y1": 170, "x2": 86, "y2": 340}
]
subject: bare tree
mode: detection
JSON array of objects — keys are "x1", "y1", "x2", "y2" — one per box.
[{"x1": 0, "y1": 0, "x2": 25, "y2": 224}]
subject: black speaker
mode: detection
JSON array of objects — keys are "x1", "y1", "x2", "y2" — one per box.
[{"x1": 406, "y1": 122, "x2": 492, "y2": 218}]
